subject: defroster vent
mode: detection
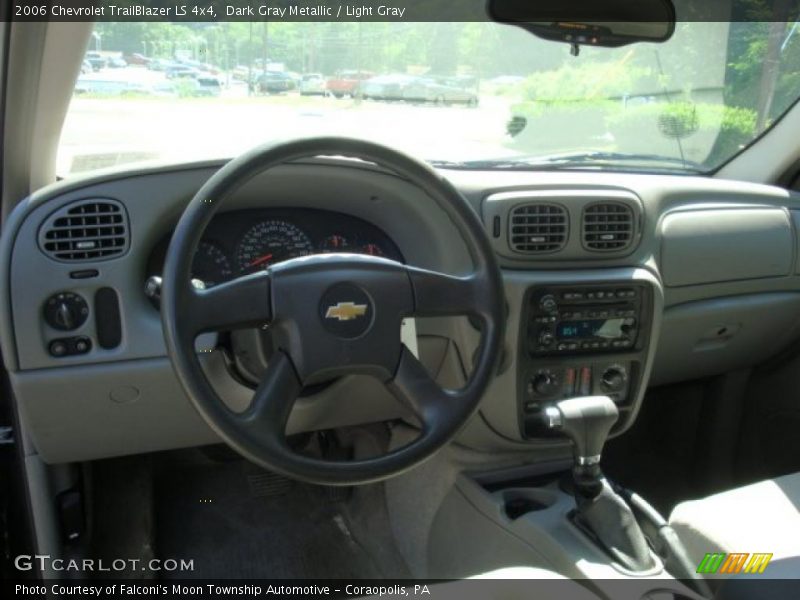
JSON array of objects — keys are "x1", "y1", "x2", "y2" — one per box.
[
  {"x1": 582, "y1": 202, "x2": 635, "y2": 251},
  {"x1": 509, "y1": 203, "x2": 568, "y2": 254},
  {"x1": 39, "y1": 199, "x2": 129, "y2": 261}
]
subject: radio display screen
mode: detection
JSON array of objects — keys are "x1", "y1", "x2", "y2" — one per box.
[{"x1": 557, "y1": 318, "x2": 625, "y2": 339}]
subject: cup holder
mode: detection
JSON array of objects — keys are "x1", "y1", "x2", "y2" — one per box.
[{"x1": 501, "y1": 488, "x2": 558, "y2": 519}]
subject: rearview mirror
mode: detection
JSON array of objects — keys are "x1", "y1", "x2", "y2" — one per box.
[{"x1": 487, "y1": 0, "x2": 676, "y2": 49}]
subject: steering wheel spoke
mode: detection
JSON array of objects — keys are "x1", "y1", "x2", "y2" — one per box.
[
  {"x1": 187, "y1": 271, "x2": 272, "y2": 334},
  {"x1": 388, "y1": 346, "x2": 457, "y2": 432},
  {"x1": 406, "y1": 266, "x2": 485, "y2": 317},
  {"x1": 240, "y1": 351, "x2": 302, "y2": 439}
]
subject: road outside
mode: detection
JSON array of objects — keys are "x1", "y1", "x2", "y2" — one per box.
[{"x1": 59, "y1": 66, "x2": 517, "y2": 175}]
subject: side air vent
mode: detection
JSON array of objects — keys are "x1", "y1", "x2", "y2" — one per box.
[
  {"x1": 582, "y1": 202, "x2": 635, "y2": 251},
  {"x1": 39, "y1": 199, "x2": 129, "y2": 261},
  {"x1": 509, "y1": 203, "x2": 568, "y2": 254}
]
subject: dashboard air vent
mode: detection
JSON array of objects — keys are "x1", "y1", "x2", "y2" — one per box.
[
  {"x1": 39, "y1": 200, "x2": 129, "y2": 261},
  {"x1": 582, "y1": 202, "x2": 635, "y2": 251},
  {"x1": 509, "y1": 203, "x2": 568, "y2": 253}
]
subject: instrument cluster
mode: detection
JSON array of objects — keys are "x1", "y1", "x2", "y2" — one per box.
[{"x1": 148, "y1": 208, "x2": 403, "y2": 288}]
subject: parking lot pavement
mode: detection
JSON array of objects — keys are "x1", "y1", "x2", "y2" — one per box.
[{"x1": 61, "y1": 70, "x2": 517, "y2": 173}]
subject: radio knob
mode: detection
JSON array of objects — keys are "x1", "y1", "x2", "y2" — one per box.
[
  {"x1": 539, "y1": 294, "x2": 558, "y2": 313},
  {"x1": 538, "y1": 330, "x2": 555, "y2": 347},
  {"x1": 601, "y1": 367, "x2": 626, "y2": 391},
  {"x1": 531, "y1": 371, "x2": 559, "y2": 396}
]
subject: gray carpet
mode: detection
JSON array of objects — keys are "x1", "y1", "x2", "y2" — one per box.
[{"x1": 153, "y1": 451, "x2": 392, "y2": 579}]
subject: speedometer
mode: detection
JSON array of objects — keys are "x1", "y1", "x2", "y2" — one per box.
[{"x1": 236, "y1": 220, "x2": 314, "y2": 274}]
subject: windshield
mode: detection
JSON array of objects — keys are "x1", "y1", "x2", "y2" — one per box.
[{"x1": 58, "y1": 16, "x2": 800, "y2": 176}]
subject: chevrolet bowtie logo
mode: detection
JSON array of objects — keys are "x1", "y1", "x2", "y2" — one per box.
[{"x1": 325, "y1": 302, "x2": 368, "y2": 321}]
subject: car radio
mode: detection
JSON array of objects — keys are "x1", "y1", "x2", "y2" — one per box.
[{"x1": 526, "y1": 284, "x2": 646, "y2": 356}]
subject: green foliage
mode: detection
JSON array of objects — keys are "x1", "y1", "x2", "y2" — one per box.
[
  {"x1": 605, "y1": 102, "x2": 757, "y2": 164},
  {"x1": 173, "y1": 79, "x2": 200, "y2": 98},
  {"x1": 517, "y1": 61, "x2": 655, "y2": 103}
]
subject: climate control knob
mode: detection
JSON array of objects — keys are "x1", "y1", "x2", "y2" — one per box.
[
  {"x1": 43, "y1": 292, "x2": 89, "y2": 331},
  {"x1": 601, "y1": 366, "x2": 627, "y2": 392},
  {"x1": 530, "y1": 371, "x2": 560, "y2": 397}
]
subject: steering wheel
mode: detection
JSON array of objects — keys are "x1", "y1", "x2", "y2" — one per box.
[{"x1": 161, "y1": 137, "x2": 505, "y2": 485}]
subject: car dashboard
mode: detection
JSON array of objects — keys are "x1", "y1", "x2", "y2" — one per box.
[{"x1": 2, "y1": 157, "x2": 800, "y2": 465}]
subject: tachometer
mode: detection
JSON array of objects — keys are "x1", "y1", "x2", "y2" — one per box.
[
  {"x1": 237, "y1": 220, "x2": 314, "y2": 273},
  {"x1": 320, "y1": 234, "x2": 350, "y2": 252},
  {"x1": 191, "y1": 242, "x2": 233, "y2": 287}
]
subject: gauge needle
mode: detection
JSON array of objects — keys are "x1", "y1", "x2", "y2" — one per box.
[{"x1": 248, "y1": 254, "x2": 273, "y2": 268}]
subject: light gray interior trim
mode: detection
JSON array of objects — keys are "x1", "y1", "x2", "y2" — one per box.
[
  {"x1": 660, "y1": 207, "x2": 793, "y2": 287},
  {"x1": 651, "y1": 292, "x2": 800, "y2": 386},
  {"x1": 2, "y1": 23, "x2": 91, "y2": 220}
]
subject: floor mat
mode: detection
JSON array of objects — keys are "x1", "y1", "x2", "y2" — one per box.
[{"x1": 153, "y1": 451, "x2": 387, "y2": 579}]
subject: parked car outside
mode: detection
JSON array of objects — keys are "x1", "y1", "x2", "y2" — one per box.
[
  {"x1": 299, "y1": 73, "x2": 327, "y2": 96},
  {"x1": 166, "y1": 65, "x2": 202, "y2": 80},
  {"x1": 257, "y1": 71, "x2": 294, "y2": 94},
  {"x1": 107, "y1": 57, "x2": 128, "y2": 69},
  {"x1": 232, "y1": 66, "x2": 250, "y2": 81},
  {"x1": 180, "y1": 60, "x2": 221, "y2": 76},
  {"x1": 402, "y1": 78, "x2": 479, "y2": 106},
  {"x1": 360, "y1": 74, "x2": 417, "y2": 101},
  {"x1": 326, "y1": 70, "x2": 373, "y2": 97},
  {"x1": 147, "y1": 58, "x2": 173, "y2": 71},
  {"x1": 125, "y1": 53, "x2": 151, "y2": 66},
  {"x1": 74, "y1": 78, "x2": 149, "y2": 96},
  {"x1": 84, "y1": 52, "x2": 107, "y2": 71},
  {"x1": 193, "y1": 77, "x2": 223, "y2": 97},
  {"x1": 80, "y1": 60, "x2": 92, "y2": 75}
]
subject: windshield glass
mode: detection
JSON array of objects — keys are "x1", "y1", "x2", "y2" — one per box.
[{"x1": 58, "y1": 15, "x2": 800, "y2": 176}]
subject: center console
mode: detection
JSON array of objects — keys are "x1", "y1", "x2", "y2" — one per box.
[{"x1": 518, "y1": 282, "x2": 655, "y2": 439}]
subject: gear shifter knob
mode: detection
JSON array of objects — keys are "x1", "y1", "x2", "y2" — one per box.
[{"x1": 544, "y1": 396, "x2": 618, "y2": 464}]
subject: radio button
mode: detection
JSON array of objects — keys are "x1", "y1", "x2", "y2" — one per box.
[
  {"x1": 563, "y1": 292, "x2": 584, "y2": 301},
  {"x1": 579, "y1": 367, "x2": 592, "y2": 395},
  {"x1": 524, "y1": 401, "x2": 541, "y2": 413}
]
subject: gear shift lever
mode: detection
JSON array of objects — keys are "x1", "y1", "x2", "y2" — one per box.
[
  {"x1": 544, "y1": 396, "x2": 619, "y2": 498},
  {"x1": 545, "y1": 396, "x2": 655, "y2": 572}
]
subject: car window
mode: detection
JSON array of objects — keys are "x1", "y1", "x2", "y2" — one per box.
[{"x1": 58, "y1": 10, "x2": 800, "y2": 176}]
